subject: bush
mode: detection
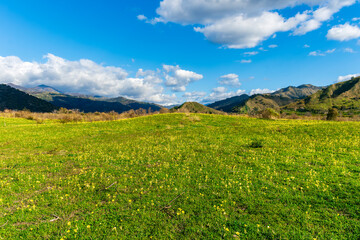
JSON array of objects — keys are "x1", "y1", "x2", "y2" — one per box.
[
  {"x1": 249, "y1": 139, "x2": 264, "y2": 148},
  {"x1": 261, "y1": 108, "x2": 280, "y2": 119},
  {"x1": 327, "y1": 108, "x2": 338, "y2": 121}
]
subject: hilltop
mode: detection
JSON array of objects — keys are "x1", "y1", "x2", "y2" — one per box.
[
  {"x1": 171, "y1": 102, "x2": 225, "y2": 114},
  {"x1": 0, "y1": 84, "x2": 58, "y2": 112},
  {"x1": 284, "y1": 76, "x2": 360, "y2": 115}
]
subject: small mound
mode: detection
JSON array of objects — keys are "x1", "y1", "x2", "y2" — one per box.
[{"x1": 171, "y1": 102, "x2": 225, "y2": 114}]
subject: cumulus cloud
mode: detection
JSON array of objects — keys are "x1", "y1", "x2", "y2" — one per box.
[
  {"x1": 268, "y1": 44, "x2": 278, "y2": 48},
  {"x1": 219, "y1": 74, "x2": 241, "y2": 87},
  {"x1": 147, "y1": 0, "x2": 357, "y2": 48},
  {"x1": 337, "y1": 73, "x2": 360, "y2": 82},
  {"x1": 163, "y1": 64, "x2": 203, "y2": 92},
  {"x1": 0, "y1": 54, "x2": 179, "y2": 105},
  {"x1": 250, "y1": 88, "x2": 275, "y2": 95},
  {"x1": 327, "y1": 23, "x2": 360, "y2": 41},
  {"x1": 203, "y1": 87, "x2": 245, "y2": 103}
]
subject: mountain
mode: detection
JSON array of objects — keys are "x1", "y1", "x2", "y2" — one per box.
[
  {"x1": 7, "y1": 83, "x2": 62, "y2": 94},
  {"x1": 284, "y1": 77, "x2": 360, "y2": 115},
  {"x1": 232, "y1": 84, "x2": 322, "y2": 114},
  {"x1": 207, "y1": 94, "x2": 250, "y2": 112},
  {"x1": 0, "y1": 84, "x2": 58, "y2": 112},
  {"x1": 6, "y1": 84, "x2": 162, "y2": 113},
  {"x1": 32, "y1": 93, "x2": 162, "y2": 113},
  {"x1": 171, "y1": 102, "x2": 225, "y2": 114}
]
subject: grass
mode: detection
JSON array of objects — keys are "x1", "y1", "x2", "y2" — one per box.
[{"x1": 0, "y1": 113, "x2": 359, "y2": 239}]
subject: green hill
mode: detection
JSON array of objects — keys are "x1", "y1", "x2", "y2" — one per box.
[
  {"x1": 207, "y1": 94, "x2": 249, "y2": 112},
  {"x1": 0, "y1": 84, "x2": 58, "y2": 112},
  {"x1": 284, "y1": 77, "x2": 360, "y2": 115},
  {"x1": 233, "y1": 84, "x2": 322, "y2": 114},
  {"x1": 7, "y1": 84, "x2": 162, "y2": 113},
  {"x1": 171, "y1": 102, "x2": 225, "y2": 114}
]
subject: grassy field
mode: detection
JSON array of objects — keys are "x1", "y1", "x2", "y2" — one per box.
[{"x1": 0, "y1": 113, "x2": 359, "y2": 239}]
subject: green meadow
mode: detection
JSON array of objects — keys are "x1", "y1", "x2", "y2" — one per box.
[{"x1": 0, "y1": 114, "x2": 359, "y2": 239}]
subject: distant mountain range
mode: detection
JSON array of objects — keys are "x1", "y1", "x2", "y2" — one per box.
[
  {"x1": 2, "y1": 77, "x2": 360, "y2": 115},
  {"x1": 0, "y1": 84, "x2": 58, "y2": 112},
  {"x1": 209, "y1": 84, "x2": 323, "y2": 114},
  {"x1": 208, "y1": 77, "x2": 360, "y2": 116},
  {"x1": 6, "y1": 83, "x2": 162, "y2": 113},
  {"x1": 284, "y1": 77, "x2": 360, "y2": 115}
]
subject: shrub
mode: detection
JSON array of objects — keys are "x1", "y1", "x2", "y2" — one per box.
[
  {"x1": 249, "y1": 139, "x2": 264, "y2": 148},
  {"x1": 327, "y1": 108, "x2": 338, "y2": 121},
  {"x1": 261, "y1": 108, "x2": 280, "y2": 119}
]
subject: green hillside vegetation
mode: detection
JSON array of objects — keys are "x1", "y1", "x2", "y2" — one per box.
[
  {"x1": 0, "y1": 84, "x2": 58, "y2": 112},
  {"x1": 232, "y1": 84, "x2": 322, "y2": 114},
  {"x1": 171, "y1": 102, "x2": 225, "y2": 114},
  {"x1": 207, "y1": 94, "x2": 249, "y2": 112},
  {"x1": 7, "y1": 84, "x2": 162, "y2": 113},
  {"x1": 0, "y1": 114, "x2": 359, "y2": 239},
  {"x1": 32, "y1": 93, "x2": 162, "y2": 113},
  {"x1": 284, "y1": 77, "x2": 360, "y2": 116}
]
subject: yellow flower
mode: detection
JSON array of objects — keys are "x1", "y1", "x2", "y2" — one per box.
[
  {"x1": 235, "y1": 232, "x2": 240, "y2": 235},
  {"x1": 87, "y1": 225, "x2": 91, "y2": 229},
  {"x1": 67, "y1": 221, "x2": 71, "y2": 226}
]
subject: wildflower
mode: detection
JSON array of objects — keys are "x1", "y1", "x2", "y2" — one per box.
[
  {"x1": 87, "y1": 225, "x2": 91, "y2": 229},
  {"x1": 67, "y1": 221, "x2": 71, "y2": 226}
]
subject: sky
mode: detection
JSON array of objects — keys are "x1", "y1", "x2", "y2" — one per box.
[{"x1": 0, "y1": 0, "x2": 360, "y2": 105}]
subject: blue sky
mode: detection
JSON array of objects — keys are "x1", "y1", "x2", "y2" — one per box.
[{"x1": 0, "y1": 0, "x2": 360, "y2": 105}]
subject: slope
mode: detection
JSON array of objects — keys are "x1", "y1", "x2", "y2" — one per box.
[
  {"x1": 0, "y1": 84, "x2": 58, "y2": 112},
  {"x1": 284, "y1": 77, "x2": 360, "y2": 115},
  {"x1": 233, "y1": 84, "x2": 322, "y2": 114},
  {"x1": 207, "y1": 94, "x2": 250, "y2": 112},
  {"x1": 7, "y1": 83, "x2": 162, "y2": 113}
]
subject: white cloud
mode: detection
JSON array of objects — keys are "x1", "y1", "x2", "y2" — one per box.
[
  {"x1": 0, "y1": 54, "x2": 179, "y2": 105},
  {"x1": 240, "y1": 59, "x2": 252, "y2": 63},
  {"x1": 250, "y1": 88, "x2": 275, "y2": 95},
  {"x1": 137, "y1": 14, "x2": 165, "y2": 25},
  {"x1": 308, "y1": 48, "x2": 336, "y2": 56},
  {"x1": 137, "y1": 15, "x2": 147, "y2": 21},
  {"x1": 327, "y1": 23, "x2": 360, "y2": 41},
  {"x1": 147, "y1": 0, "x2": 357, "y2": 48},
  {"x1": 337, "y1": 73, "x2": 360, "y2": 82},
  {"x1": 353, "y1": 17, "x2": 360, "y2": 21},
  {"x1": 194, "y1": 11, "x2": 307, "y2": 49},
  {"x1": 219, "y1": 73, "x2": 241, "y2": 87},
  {"x1": 304, "y1": 44, "x2": 310, "y2": 48},
  {"x1": 163, "y1": 64, "x2": 203, "y2": 92},
  {"x1": 244, "y1": 51, "x2": 258, "y2": 56},
  {"x1": 268, "y1": 44, "x2": 278, "y2": 48},
  {"x1": 203, "y1": 87, "x2": 246, "y2": 103},
  {"x1": 182, "y1": 91, "x2": 207, "y2": 102},
  {"x1": 344, "y1": 48, "x2": 355, "y2": 53}
]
